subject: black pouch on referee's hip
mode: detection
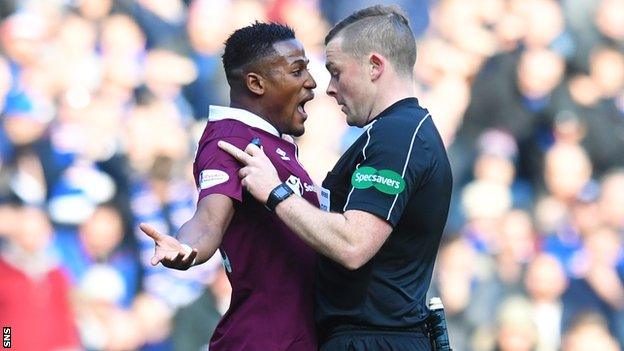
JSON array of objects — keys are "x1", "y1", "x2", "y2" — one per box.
[{"x1": 426, "y1": 297, "x2": 452, "y2": 351}]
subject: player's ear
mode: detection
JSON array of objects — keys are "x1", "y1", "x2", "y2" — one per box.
[{"x1": 246, "y1": 72, "x2": 265, "y2": 96}]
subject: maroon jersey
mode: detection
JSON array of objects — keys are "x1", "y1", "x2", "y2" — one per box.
[{"x1": 193, "y1": 106, "x2": 318, "y2": 351}]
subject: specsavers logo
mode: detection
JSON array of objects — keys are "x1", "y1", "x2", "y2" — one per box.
[{"x1": 351, "y1": 166, "x2": 405, "y2": 195}]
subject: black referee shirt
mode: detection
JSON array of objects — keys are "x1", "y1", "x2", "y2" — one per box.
[{"x1": 317, "y1": 98, "x2": 452, "y2": 338}]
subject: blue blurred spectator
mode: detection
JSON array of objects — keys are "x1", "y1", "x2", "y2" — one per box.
[
  {"x1": 320, "y1": 0, "x2": 431, "y2": 37},
  {"x1": 52, "y1": 204, "x2": 141, "y2": 308}
]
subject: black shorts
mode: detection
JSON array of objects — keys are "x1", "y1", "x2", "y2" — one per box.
[{"x1": 320, "y1": 329, "x2": 432, "y2": 351}]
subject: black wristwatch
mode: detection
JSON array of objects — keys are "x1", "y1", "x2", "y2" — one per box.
[{"x1": 265, "y1": 183, "x2": 295, "y2": 212}]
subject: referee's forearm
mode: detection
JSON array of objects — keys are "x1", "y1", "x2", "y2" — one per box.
[{"x1": 275, "y1": 195, "x2": 357, "y2": 267}]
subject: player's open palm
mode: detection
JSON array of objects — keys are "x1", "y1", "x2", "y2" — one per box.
[{"x1": 139, "y1": 223, "x2": 197, "y2": 270}]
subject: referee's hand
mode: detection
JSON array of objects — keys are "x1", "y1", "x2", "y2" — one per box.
[
  {"x1": 139, "y1": 223, "x2": 198, "y2": 270},
  {"x1": 218, "y1": 140, "x2": 281, "y2": 204}
]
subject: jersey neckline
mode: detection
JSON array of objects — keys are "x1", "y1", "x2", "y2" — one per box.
[{"x1": 208, "y1": 105, "x2": 280, "y2": 137}]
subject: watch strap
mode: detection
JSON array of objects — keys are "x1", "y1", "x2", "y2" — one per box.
[{"x1": 265, "y1": 182, "x2": 295, "y2": 212}]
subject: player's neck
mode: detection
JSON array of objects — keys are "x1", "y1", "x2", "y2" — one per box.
[
  {"x1": 230, "y1": 99, "x2": 268, "y2": 121},
  {"x1": 229, "y1": 99, "x2": 282, "y2": 135}
]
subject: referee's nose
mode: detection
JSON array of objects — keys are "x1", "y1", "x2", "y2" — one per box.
[{"x1": 326, "y1": 79, "x2": 337, "y2": 98}]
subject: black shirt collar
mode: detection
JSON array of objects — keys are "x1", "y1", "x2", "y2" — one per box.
[{"x1": 369, "y1": 97, "x2": 419, "y2": 124}]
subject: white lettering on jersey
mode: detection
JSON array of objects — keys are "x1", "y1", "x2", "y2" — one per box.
[
  {"x1": 276, "y1": 148, "x2": 291, "y2": 161},
  {"x1": 199, "y1": 169, "x2": 229, "y2": 189},
  {"x1": 304, "y1": 182, "x2": 316, "y2": 193}
]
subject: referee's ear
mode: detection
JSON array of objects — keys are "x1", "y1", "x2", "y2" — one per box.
[
  {"x1": 246, "y1": 72, "x2": 266, "y2": 96},
  {"x1": 369, "y1": 52, "x2": 385, "y2": 81}
]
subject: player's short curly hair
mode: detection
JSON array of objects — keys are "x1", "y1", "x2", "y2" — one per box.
[{"x1": 222, "y1": 22, "x2": 295, "y2": 83}]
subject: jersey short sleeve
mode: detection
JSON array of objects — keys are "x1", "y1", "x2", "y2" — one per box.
[
  {"x1": 343, "y1": 118, "x2": 432, "y2": 227},
  {"x1": 194, "y1": 136, "x2": 250, "y2": 203}
]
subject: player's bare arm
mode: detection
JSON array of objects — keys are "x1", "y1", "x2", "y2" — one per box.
[
  {"x1": 140, "y1": 193, "x2": 234, "y2": 270},
  {"x1": 218, "y1": 140, "x2": 392, "y2": 270}
]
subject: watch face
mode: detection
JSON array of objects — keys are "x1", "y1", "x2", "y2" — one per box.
[{"x1": 275, "y1": 186, "x2": 290, "y2": 197}]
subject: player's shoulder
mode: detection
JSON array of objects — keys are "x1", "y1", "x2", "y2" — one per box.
[{"x1": 200, "y1": 119, "x2": 255, "y2": 145}]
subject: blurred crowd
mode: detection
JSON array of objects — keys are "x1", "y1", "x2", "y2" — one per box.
[{"x1": 0, "y1": 0, "x2": 623, "y2": 350}]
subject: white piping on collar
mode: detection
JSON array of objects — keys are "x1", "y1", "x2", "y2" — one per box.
[{"x1": 208, "y1": 105, "x2": 280, "y2": 137}]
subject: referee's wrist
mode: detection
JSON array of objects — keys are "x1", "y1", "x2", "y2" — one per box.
[{"x1": 265, "y1": 182, "x2": 295, "y2": 212}]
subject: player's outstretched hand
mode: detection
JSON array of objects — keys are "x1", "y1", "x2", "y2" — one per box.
[{"x1": 139, "y1": 223, "x2": 198, "y2": 270}]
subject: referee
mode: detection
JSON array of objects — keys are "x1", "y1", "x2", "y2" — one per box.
[{"x1": 220, "y1": 5, "x2": 452, "y2": 351}]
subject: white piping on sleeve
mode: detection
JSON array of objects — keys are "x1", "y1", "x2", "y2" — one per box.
[
  {"x1": 342, "y1": 120, "x2": 377, "y2": 212},
  {"x1": 386, "y1": 113, "x2": 430, "y2": 221}
]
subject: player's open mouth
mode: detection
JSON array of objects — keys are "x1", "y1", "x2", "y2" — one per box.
[
  {"x1": 297, "y1": 103, "x2": 306, "y2": 116},
  {"x1": 297, "y1": 94, "x2": 314, "y2": 117}
]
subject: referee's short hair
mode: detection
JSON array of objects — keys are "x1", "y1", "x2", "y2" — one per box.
[
  {"x1": 325, "y1": 5, "x2": 416, "y2": 77},
  {"x1": 222, "y1": 22, "x2": 295, "y2": 84}
]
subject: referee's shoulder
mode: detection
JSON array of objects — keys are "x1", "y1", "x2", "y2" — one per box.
[{"x1": 373, "y1": 107, "x2": 432, "y2": 137}]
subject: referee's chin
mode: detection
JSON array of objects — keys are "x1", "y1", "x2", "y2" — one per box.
[
  {"x1": 343, "y1": 111, "x2": 363, "y2": 127},
  {"x1": 345, "y1": 116, "x2": 364, "y2": 128}
]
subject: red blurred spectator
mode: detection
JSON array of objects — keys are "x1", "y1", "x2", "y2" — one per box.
[{"x1": 0, "y1": 205, "x2": 79, "y2": 351}]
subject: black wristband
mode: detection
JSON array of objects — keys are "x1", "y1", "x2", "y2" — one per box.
[{"x1": 265, "y1": 183, "x2": 295, "y2": 212}]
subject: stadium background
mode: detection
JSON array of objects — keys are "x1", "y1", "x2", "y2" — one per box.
[{"x1": 0, "y1": 0, "x2": 623, "y2": 350}]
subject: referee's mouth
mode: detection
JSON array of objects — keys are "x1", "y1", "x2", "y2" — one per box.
[{"x1": 338, "y1": 102, "x2": 348, "y2": 114}]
